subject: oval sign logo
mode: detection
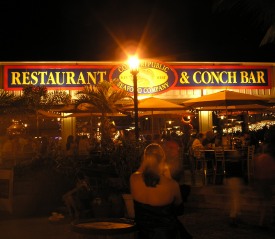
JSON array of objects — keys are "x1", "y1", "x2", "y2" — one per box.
[{"x1": 110, "y1": 59, "x2": 178, "y2": 95}]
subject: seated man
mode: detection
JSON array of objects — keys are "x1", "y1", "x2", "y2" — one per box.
[{"x1": 62, "y1": 171, "x2": 94, "y2": 221}]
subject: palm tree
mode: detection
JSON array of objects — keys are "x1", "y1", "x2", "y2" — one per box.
[
  {"x1": 0, "y1": 86, "x2": 72, "y2": 135},
  {"x1": 75, "y1": 80, "x2": 132, "y2": 152},
  {"x1": 0, "y1": 89, "x2": 18, "y2": 114},
  {"x1": 18, "y1": 85, "x2": 72, "y2": 135},
  {"x1": 212, "y1": 0, "x2": 275, "y2": 46},
  {"x1": 43, "y1": 90, "x2": 72, "y2": 108}
]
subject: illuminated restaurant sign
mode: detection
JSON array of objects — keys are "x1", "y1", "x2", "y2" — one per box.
[
  {"x1": 4, "y1": 65, "x2": 113, "y2": 90},
  {"x1": 4, "y1": 62, "x2": 271, "y2": 93},
  {"x1": 173, "y1": 65, "x2": 271, "y2": 89},
  {"x1": 110, "y1": 60, "x2": 177, "y2": 94}
]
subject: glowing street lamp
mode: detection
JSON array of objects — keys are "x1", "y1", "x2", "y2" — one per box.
[{"x1": 128, "y1": 56, "x2": 140, "y2": 143}]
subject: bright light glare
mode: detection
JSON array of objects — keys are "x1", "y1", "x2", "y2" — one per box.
[{"x1": 128, "y1": 56, "x2": 139, "y2": 70}]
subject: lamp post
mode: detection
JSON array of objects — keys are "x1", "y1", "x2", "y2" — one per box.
[{"x1": 128, "y1": 56, "x2": 140, "y2": 143}]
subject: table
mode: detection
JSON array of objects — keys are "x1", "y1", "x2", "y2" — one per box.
[
  {"x1": 203, "y1": 149, "x2": 241, "y2": 161},
  {"x1": 71, "y1": 218, "x2": 137, "y2": 239},
  {"x1": 202, "y1": 149, "x2": 245, "y2": 179}
]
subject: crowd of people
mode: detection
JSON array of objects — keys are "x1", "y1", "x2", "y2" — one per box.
[
  {"x1": 0, "y1": 125, "x2": 265, "y2": 168},
  {"x1": 0, "y1": 125, "x2": 274, "y2": 233},
  {"x1": 0, "y1": 133, "x2": 101, "y2": 168},
  {"x1": 0, "y1": 134, "x2": 60, "y2": 167}
]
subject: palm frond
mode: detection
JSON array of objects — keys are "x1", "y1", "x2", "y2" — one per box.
[
  {"x1": 0, "y1": 89, "x2": 17, "y2": 107},
  {"x1": 44, "y1": 91, "x2": 72, "y2": 107},
  {"x1": 75, "y1": 80, "x2": 132, "y2": 113},
  {"x1": 212, "y1": 0, "x2": 275, "y2": 45}
]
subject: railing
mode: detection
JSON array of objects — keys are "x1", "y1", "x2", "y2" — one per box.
[{"x1": 190, "y1": 146, "x2": 256, "y2": 186}]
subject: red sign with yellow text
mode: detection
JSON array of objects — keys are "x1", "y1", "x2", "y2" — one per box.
[{"x1": 4, "y1": 62, "x2": 271, "y2": 93}]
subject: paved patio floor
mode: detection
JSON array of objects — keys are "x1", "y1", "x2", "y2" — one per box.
[{"x1": 1, "y1": 207, "x2": 274, "y2": 239}]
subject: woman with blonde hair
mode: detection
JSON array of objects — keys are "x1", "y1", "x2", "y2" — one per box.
[{"x1": 130, "y1": 143, "x2": 192, "y2": 239}]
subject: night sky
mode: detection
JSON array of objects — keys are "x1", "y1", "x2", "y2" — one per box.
[{"x1": 0, "y1": 0, "x2": 274, "y2": 62}]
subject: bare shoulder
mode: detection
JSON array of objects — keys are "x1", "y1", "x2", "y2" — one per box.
[
  {"x1": 130, "y1": 171, "x2": 142, "y2": 182},
  {"x1": 130, "y1": 172, "x2": 144, "y2": 196},
  {"x1": 162, "y1": 177, "x2": 182, "y2": 204},
  {"x1": 171, "y1": 178, "x2": 181, "y2": 189},
  {"x1": 162, "y1": 176, "x2": 180, "y2": 188},
  {"x1": 169, "y1": 178, "x2": 182, "y2": 195},
  {"x1": 131, "y1": 171, "x2": 142, "y2": 176}
]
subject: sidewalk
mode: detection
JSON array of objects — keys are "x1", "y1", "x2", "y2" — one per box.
[{"x1": 0, "y1": 206, "x2": 274, "y2": 239}]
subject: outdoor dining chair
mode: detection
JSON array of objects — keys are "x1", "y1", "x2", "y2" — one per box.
[
  {"x1": 193, "y1": 148, "x2": 215, "y2": 185},
  {"x1": 246, "y1": 145, "x2": 255, "y2": 184},
  {"x1": 214, "y1": 147, "x2": 226, "y2": 185}
]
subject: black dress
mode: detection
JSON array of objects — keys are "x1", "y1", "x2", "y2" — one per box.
[{"x1": 134, "y1": 200, "x2": 192, "y2": 239}]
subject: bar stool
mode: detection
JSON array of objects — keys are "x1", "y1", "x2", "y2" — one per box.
[
  {"x1": 247, "y1": 145, "x2": 255, "y2": 184},
  {"x1": 193, "y1": 148, "x2": 214, "y2": 185},
  {"x1": 192, "y1": 147, "x2": 205, "y2": 185},
  {"x1": 214, "y1": 147, "x2": 226, "y2": 184}
]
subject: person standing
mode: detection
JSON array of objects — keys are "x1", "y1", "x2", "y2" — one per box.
[
  {"x1": 191, "y1": 133, "x2": 205, "y2": 157},
  {"x1": 225, "y1": 150, "x2": 244, "y2": 227},
  {"x1": 162, "y1": 137, "x2": 191, "y2": 202},
  {"x1": 78, "y1": 135, "x2": 91, "y2": 157},
  {"x1": 162, "y1": 137, "x2": 182, "y2": 181},
  {"x1": 62, "y1": 171, "x2": 93, "y2": 221},
  {"x1": 254, "y1": 129, "x2": 275, "y2": 228},
  {"x1": 65, "y1": 135, "x2": 77, "y2": 159},
  {"x1": 202, "y1": 131, "x2": 215, "y2": 149}
]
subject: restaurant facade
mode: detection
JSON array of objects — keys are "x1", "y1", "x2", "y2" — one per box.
[{"x1": 0, "y1": 60, "x2": 275, "y2": 143}]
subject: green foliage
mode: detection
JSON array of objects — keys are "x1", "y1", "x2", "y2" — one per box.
[
  {"x1": 19, "y1": 85, "x2": 71, "y2": 113},
  {"x1": 212, "y1": 0, "x2": 275, "y2": 46},
  {"x1": 75, "y1": 80, "x2": 133, "y2": 153},
  {"x1": 22, "y1": 85, "x2": 48, "y2": 110},
  {"x1": 45, "y1": 90, "x2": 72, "y2": 107},
  {"x1": 0, "y1": 89, "x2": 16, "y2": 106},
  {"x1": 111, "y1": 141, "x2": 145, "y2": 193},
  {"x1": 0, "y1": 89, "x2": 18, "y2": 113},
  {"x1": 75, "y1": 80, "x2": 132, "y2": 114},
  {"x1": 0, "y1": 86, "x2": 72, "y2": 118}
]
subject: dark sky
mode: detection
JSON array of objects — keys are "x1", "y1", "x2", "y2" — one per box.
[{"x1": 0, "y1": 0, "x2": 274, "y2": 62}]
